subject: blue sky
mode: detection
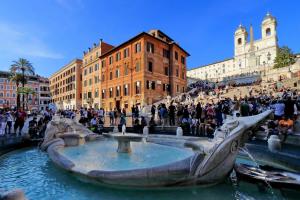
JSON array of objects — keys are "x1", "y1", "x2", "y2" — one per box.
[{"x1": 0, "y1": 0, "x2": 299, "y2": 77}]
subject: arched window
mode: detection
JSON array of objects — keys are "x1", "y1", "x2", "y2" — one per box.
[
  {"x1": 266, "y1": 28, "x2": 271, "y2": 36},
  {"x1": 237, "y1": 38, "x2": 242, "y2": 45}
]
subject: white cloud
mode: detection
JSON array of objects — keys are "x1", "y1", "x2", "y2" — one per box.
[{"x1": 0, "y1": 22, "x2": 63, "y2": 59}]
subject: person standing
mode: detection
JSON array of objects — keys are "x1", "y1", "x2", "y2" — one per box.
[
  {"x1": 14, "y1": 109, "x2": 27, "y2": 136},
  {"x1": 109, "y1": 109, "x2": 115, "y2": 126},
  {"x1": 160, "y1": 104, "x2": 168, "y2": 129},
  {"x1": 168, "y1": 103, "x2": 176, "y2": 126},
  {"x1": 284, "y1": 96, "x2": 295, "y2": 119},
  {"x1": 273, "y1": 100, "x2": 285, "y2": 120},
  {"x1": 5, "y1": 111, "x2": 13, "y2": 135},
  {"x1": 151, "y1": 105, "x2": 156, "y2": 118},
  {"x1": 0, "y1": 111, "x2": 5, "y2": 136}
]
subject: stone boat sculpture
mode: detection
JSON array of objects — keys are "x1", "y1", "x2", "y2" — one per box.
[{"x1": 41, "y1": 110, "x2": 272, "y2": 187}]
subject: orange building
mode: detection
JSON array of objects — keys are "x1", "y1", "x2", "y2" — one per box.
[
  {"x1": 49, "y1": 59, "x2": 82, "y2": 110},
  {"x1": 99, "y1": 30, "x2": 189, "y2": 111},
  {"x1": 81, "y1": 40, "x2": 114, "y2": 108}
]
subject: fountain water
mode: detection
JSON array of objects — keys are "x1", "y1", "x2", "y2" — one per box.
[{"x1": 239, "y1": 147, "x2": 276, "y2": 196}]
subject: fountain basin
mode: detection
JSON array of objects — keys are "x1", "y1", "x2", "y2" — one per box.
[
  {"x1": 42, "y1": 110, "x2": 273, "y2": 187},
  {"x1": 104, "y1": 133, "x2": 144, "y2": 153}
]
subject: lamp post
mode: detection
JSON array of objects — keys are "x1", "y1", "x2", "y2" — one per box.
[
  {"x1": 263, "y1": 61, "x2": 266, "y2": 77},
  {"x1": 21, "y1": 67, "x2": 25, "y2": 110}
]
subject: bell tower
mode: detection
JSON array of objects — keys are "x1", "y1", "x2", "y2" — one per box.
[
  {"x1": 261, "y1": 12, "x2": 277, "y2": 42},
  {"x1": 234, "y1": 24, "x2": 248, "y2": 56}
]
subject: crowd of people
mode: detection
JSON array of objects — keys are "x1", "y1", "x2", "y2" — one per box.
[
  {"x1": 1, "y1": 79, "x2": 299, "y2": 142},
  {"x1": 77, "y1": 105, "x2": 148, "y2": 134},
  {"x1": 151, "y1": 85, "x2": 299, "y2": 139},
  {"x1": 0, "y1": 107, "x2": 53, "y2": 139}
]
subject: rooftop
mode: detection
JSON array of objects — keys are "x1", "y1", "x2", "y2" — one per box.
[{"x1": 99, "y1": 30, "x2": 190, "y2": 58}]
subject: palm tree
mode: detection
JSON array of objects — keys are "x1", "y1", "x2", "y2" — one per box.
[
  {"x1": 8, "y1": 73, "x2": 25, "y2": 109},
  {"x1": 10, "y1": 58, "x2": 35, "y2": 110},
  {"x1": 23, "y1": 87, "x2": 36, "y2": 110}
]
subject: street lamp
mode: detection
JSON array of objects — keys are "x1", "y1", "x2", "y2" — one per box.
[
  {"x1": 21, "y1": 66, "x2": 25, "y2": 110},
  {"x1": 263, "y1": 61, "x2": 266, "y2": 77}
]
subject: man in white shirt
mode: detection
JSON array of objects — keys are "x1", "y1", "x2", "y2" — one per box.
[{"x1": 5, "y1": 111, "x2": 13, "y2": 135}]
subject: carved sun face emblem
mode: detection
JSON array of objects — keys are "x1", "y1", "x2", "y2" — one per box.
[{"x1": 231, "y1": 140, "x2": 239, "y2": 153}]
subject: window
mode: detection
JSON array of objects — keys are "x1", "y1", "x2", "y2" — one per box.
[
  {"x1": 163, "y1": 49, "x2": 170, "y2": 58},
  {"x1": 84, "y1": 80, "x2": 87, "y2": 87},
  {"x1": 95, "y1": 89, "x2": 99, "y2": 98},
  {"x1": 152, "y1": 81, "x2": 155, "y2": 90},
  {"x1": 135, "y1": 62, "x2": 140, "y2": 72},
  {"x1": 266, "y1": 28, "x2": 271, "y2": 36},
  {"x1": 163, "y1": 84, "x2": 170, "y2": 92},
  {"x1": 116, "y1": 86, "x2": 121, "y2": 97},
  {"x1": 267, "y1": 52, "x2": 271, "y2": 61},
  {"x1": 124, "y1": 84, "x2": 129, "y2": 96},
  {"x1": 146, "y1": 80, "x2": 155, "y2": 90},
  {"x1": 135, "y1": 81, "x2": 141, "y2": 94},
  {"x1": 115, "y1": 68, "x2": 120, "y2": 78},
  {"x1": 237, "y1": 38, "x2": 242, "y2": 45},
  {"x1": 89, "y1": 66, "x2": 93, "y2": 73},
  {"x1": 164, "y1": 67, "x2": 169, "y2": 76},
  {"x1": 94, "y1": 63, "x2": 99, "y2": 71},
  {"x1": 84, "y1": 69, "x2": 87, "y2": 76},
  {"x1": 102, "y1": 73, "x2": 105, "y2": 81},
  {"x1": 182, "y1": 70, "x2": 185, "y2": 79},
  {"x1": 102, "y1": 89, "x2": 106, "y2": 99},
  {"x1": 109, "y1": 56, "x2": 113, "y2": 65},
  {"x1": 109, "y1": 88, "x2": 113, "y2": 98},
  {"x1": 101, "y1": 60, "x2": 106, "y2": 68},
  {"x1": 146, "y1": 42, "x2": 154, "y2": 53},
  {"x1": 175, "y1": 51, "x2": 178, "y2": 60},
  {"x1": 0, "y1": 92, "x2": 3, "y2": 97},
  {"x1": 181, "y1": 56, "x2": 185, "y2": 65},
  {"x1": 0, "y1": 85, "x2": 3, "y2": 90},
  {"x1": 135, "y1": 42, "x2": 141, "y2": 53},
  {"x1": 88, "y1": 92, "x2": 92, "y2": 99},
  {"x1": 176, "y1": 68, "x2": 179, "y2": 77},
  {"x1": 89, "y1": 78, "x2": 92, "y2": 85},
  {"x1": 176, "y1": 85, "x2": 179, "y2": 92},
  {"x1": 148, "y1": 61, "x2": 153, "y2": 72},
  {"x1": 110, "y1": 71, "x2": 113, "y2": 80},
  {"x1": 124, "y1": 64, "x2": 128, "y2": 75},
  {"x1": 94, "y1": 76, "x2": 99, "y2": 84},
  {"x1": 6, "y1": 85, "x2": 10, "y2": 90},
  {"x1": 116, "y1": 52, "x2": 121, "y2": 61},
  {"x1": 124, "y1": 48, "x2": 129, "y2": 58},
  {"x1": 96, "y1": 52, "x2": 99, "y2": 58}
]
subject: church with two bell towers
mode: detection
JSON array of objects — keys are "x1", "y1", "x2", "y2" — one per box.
[{"x1": 187, "y1": 12, "x2": 278, "y2": 81}]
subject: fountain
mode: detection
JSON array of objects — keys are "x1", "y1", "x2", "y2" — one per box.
[{"x1": 40, "y1": 110, "x2": 273, "y2": 187}]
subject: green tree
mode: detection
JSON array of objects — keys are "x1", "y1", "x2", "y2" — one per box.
[
  {"x1": 273, "y1": 46, "x2": 296, "y2": 69},
  {"x1": 9, "y1": 58, "x2": 35, "y2": 110}
]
